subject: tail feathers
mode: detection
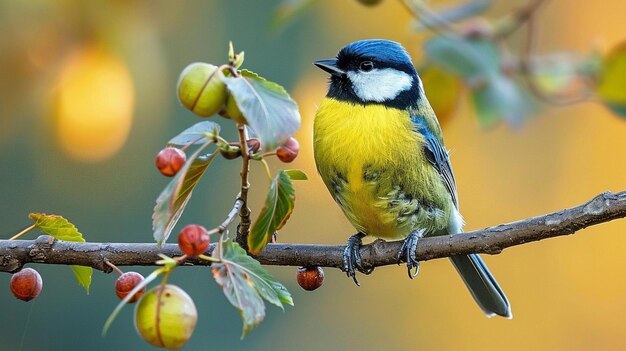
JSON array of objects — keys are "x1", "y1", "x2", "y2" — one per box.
[{"x1": 449, "y1": 254, "x2": 512, "y2": 318}]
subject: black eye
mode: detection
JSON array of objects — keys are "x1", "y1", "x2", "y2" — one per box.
[{"x1": 359, "y1": 61, "x2": 374, "y2": 72}]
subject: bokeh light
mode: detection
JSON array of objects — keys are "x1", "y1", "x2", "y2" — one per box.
[{"x1": 55, "y1": 44, "x2": 134, "y2": 162}]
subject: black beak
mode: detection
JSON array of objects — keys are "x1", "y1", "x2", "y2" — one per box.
[{"x1": 313, "y1": 59, "x2": 346, "y2": 78}]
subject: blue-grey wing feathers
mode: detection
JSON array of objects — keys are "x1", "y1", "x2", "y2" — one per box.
[
  {"x1": 412, "y1": 115, "x2": 459, "y2": 208},
  {"x1": 412, "y1": 113, "x2": 511, "y2": 318}
]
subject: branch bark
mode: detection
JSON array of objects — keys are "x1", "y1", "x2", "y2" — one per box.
[{"x1": 1, "y1": 191, "x2": 625, "y2": 274}]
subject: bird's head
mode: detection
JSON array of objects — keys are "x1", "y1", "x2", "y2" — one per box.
[{"x1": 314, "y1": 39, "x2": 421, "y2": 110}]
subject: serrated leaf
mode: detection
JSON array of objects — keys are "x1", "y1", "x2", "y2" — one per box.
[
  {"x1": 29, "y1": 213, "x2": 85, "y2": 242},
  {"x1": 424, "y1": 35, "x2": 499, "y2": 83},
  {"x1": 152, "y1": 141, "x2": 218, "y2": 245},
  {"x1": 167, "y1": 121, "x2": 220, "y2": 147},
  {"x1": 103, "y1": 268, "x2": 163, "y2": 336},
  {"x1": 284, "y1": 169, "x2": 308, "y2": 180},
  {"x1": 223, "y1": 70, "x2": 301, "y2": 151},
  {"x1": 248, "y1": 171, "x2": 296, "y2": 255},
  {"x1": 212, "y1": 240, "x2": 292, "y2": 337},
  {"x1": 28, "y1": 213, "x2": 92, "y2": 294}
]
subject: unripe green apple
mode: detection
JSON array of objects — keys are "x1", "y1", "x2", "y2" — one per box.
[
  {"x1": 177, "y1": 63, "x2": 227, "y2": 117},
  {"x1": 223, "y1": 93, "x2": 247, "y2": 124},
  {"x1": 135, "y1": 284, "x2": 197, "y2": 349}
]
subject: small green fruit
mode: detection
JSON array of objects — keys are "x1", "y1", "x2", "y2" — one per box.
[
  {"x1": 177, "y1": 63, "x2": 227, "y2": 117},
  {"x1": 135, "y1": 284, "x2": 197, "y2": 350},
  {"x1": 223, "y1": 93, "x2": 247, "y2": 124}
]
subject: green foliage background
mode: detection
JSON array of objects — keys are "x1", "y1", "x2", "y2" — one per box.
[{"x1": 1, "y1": 1, "x2": 626, "y2": 350}]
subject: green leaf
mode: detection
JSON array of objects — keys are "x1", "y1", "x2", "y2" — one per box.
[
  {"x1": 424, "y1": 35, "x2": 499, "y2": 84},
  {"x1": 212, "y1": 240, "x2": 293, "y2": 337},
  {"x1": 228, "y1": 41, "x2": 235, "y2": 63},
  {"x1": 248, "y1": 171, "x2": 296, "y2": 255},
  {"x1": 471, "y1": 75, "x2": 535, "y2": 127},
  {"x1": 29, "y1": 213, "x2": 85, "y2": 242},
  {"x1": 70, "y1": 266, "x2": 92, "y2": 294},
  {"x1": 102, "y1": 268, "x2": 163, "y2": 336},
  {"x1": 152, "y1": 141, "x2": 218, "y2": 245},
  {"x1": 28, "y1": 213, "x2": 93, "y2": 294},
  {"x1": 167, "y1": 121, "x2": 220, "y2": 147},
  {"x1": 528, "y1": 53, "x2": 580, "y2": 95},
  {"x1": 223, "y1": 70, "x2": 301, "y2": 151},
  {"x1": 284, "y1": 169, "x2": 308, "y2": 181},
  {"x1": 597, "y1": 42, "x2": 626, "y2": 117}
]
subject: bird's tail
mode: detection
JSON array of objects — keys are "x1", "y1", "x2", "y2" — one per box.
[{"x1": 449, "y1": 254, "x2": 512, "y2": 318}]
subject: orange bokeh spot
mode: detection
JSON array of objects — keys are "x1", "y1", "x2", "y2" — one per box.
[{"x1": 56, "y1": 45, "x2": 134, "y2": 162}]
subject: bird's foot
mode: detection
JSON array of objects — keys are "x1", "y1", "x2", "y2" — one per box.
[
  {"x1": 343, "y1": 233, "x2": 374, "y2": 286},
  {"x1": 397, "y1": 229, "x2": 426, "y2": 279}
]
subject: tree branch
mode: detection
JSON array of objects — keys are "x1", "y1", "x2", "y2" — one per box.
[{"x1": 1, "y1": 191, "x2": 625, "y2": 274}]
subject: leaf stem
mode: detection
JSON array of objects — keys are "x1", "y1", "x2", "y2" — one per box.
[
  {"x1": 209, "y1": 198, "x2": 245, "y2": 236},
  {"x1": 105, "y1": 260, "x2": 124, "y2": 276},
  {"x1": 9, "y1": 224, "x2": 36, "y2": 241},
  {"x1": 235, "y1": 124, "x2": 252, "y2": 251},
  {"x1": 260, "y1": 159, "x2": 273, "y2": 182}
]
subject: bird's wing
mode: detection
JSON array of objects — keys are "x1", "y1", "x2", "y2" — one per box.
[{"x1": 411, "y1": 114, "x2": 459, "y2": 209}]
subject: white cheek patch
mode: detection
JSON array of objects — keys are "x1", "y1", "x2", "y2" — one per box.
[{"x1": 347, "y1": 68, "x2": 413, "y2": 102}]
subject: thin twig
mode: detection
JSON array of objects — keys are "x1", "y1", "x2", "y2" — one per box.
[
  {"x1": 494, "y1": 0, "x2": 547, "y2": 39},
  {"x1": 1, "y1": 191, "x2": 625, "y2": 273},
  {"x1": 209, "y1": 198, "x2": 244, "y2": 235},
  {"x1": 235, "y1": 124, "x2": 252, "y2": 250}
]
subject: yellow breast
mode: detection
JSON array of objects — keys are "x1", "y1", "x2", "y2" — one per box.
[{"x1": 314, "y1": 98, "x2": 445, "y2": 239}]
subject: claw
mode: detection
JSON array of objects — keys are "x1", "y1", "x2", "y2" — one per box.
[
  {"x1": 342, "y1": 233, "x2": 373, "y2": 286},
  {"x1": 397, "y1": 229, "x2": 425, "y2": 279}
]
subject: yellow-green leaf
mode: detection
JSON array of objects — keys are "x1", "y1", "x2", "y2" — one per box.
[
  {"x1": 28, "y1": 213, "x2": 92, "y2": 294},
  {"x1": 284, "y1": 169, "x2": 308, "y2": 180},
  {"x1": 70, "y1": 266, "x2": 92, "y2": 294},
  {"x1": 248, "y1": 171, "x2": 295, "y2": 255},
  {"x1": 597, "y1": 42, "x2": 626, "y2": 117}
]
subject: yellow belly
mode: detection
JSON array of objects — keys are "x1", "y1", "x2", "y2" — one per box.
[{"x1": 313, "y1": 98, "x2": 450, "y2": 240}]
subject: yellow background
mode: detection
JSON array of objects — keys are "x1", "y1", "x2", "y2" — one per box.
[{"x1": 1, "y1": 1, "x2": 625, "y2": 350}]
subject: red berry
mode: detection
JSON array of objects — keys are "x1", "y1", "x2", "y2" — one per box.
[
  {"x1": 10, "y1": 268, "x2": 43, "y2": 301},
  {"x1": 156, "y1": 147, "x2": 186, "y2": 177},
  {"x1": 178, "y1": 224, "x2": 210, "y2": 256},
  {"x1": 296, "y1": 266, "x2": 324, "y2": 291},
  {"x1": 115, "y1": 271, "x2": 146, "y2": 303},
  {"x1": 276, "y1": 137, "x2": 299, "y2": 163}
]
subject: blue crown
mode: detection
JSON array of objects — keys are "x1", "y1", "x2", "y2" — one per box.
[{"x1": 337, "y1": 39, "x2": 412, "y2": 67}]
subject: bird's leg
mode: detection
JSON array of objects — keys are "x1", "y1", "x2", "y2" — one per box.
[
  {"x1": 397, "y1": 229, "x2": 426, "y2": 279},
  {"x1": 343, "y1": 232, "x2": 373, "y2": 286}
]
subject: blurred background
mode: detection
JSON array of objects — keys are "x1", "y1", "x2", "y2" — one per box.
[{"x1": 1, "y1": 0, "x2": 626, "y2": 350}]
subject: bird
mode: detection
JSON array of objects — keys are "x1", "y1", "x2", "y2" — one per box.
[{"x1": 312, "y1": 39, "x2": 511, "y2": 318}]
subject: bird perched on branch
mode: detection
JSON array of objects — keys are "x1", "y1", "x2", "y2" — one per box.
[{"x1": 313, "y1": 39, "x2": 511, "y2": 318}]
